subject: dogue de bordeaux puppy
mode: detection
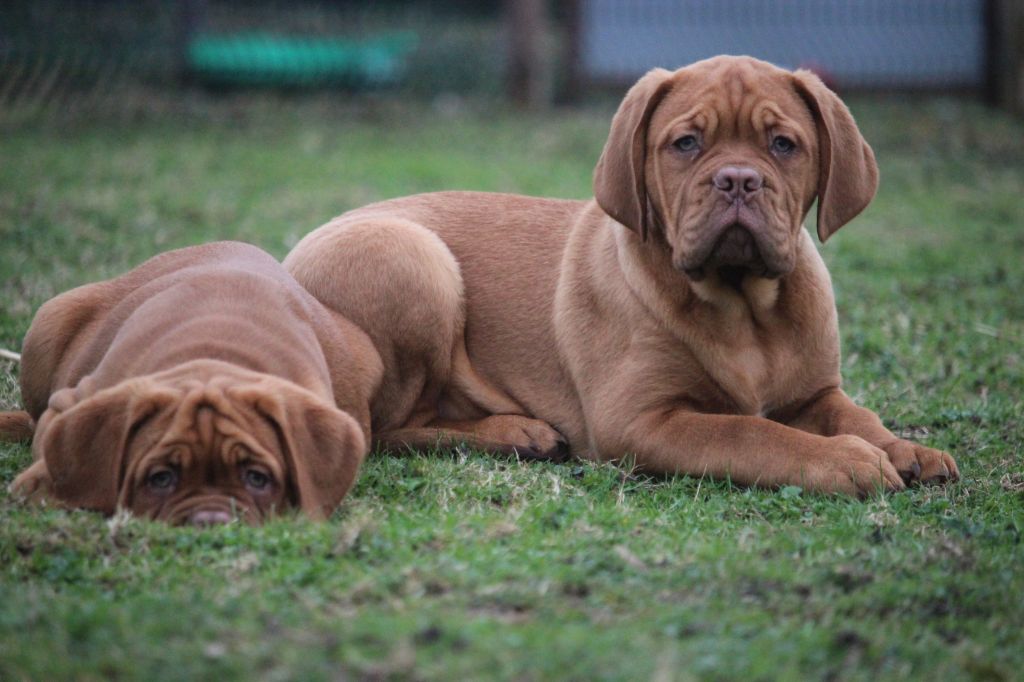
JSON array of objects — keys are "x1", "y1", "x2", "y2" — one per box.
[
  {"x1": 285, "y1": 56, "x2": 959, "y2": 496},
  {"x1": 5, "y1": 242, "x2": 381, "y2": 523}
]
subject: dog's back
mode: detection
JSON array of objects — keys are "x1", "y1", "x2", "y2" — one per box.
[
  {"x1": 18, "y1": 242, "x2": 330, "y2": 420},
  {"x1": 325, "y1": 191, "x2": 588, "y2": 433}
]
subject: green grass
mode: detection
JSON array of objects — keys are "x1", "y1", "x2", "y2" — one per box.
[{"x1": 1, "y1": 95, "x2": 1022, "y2": 680}]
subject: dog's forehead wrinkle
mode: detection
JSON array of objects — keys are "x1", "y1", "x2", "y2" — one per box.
[
  {"x1": 140, "y1": 442, "x2": 193, "y2": 475},
  {"x1": 154, "y1": 389, "x2": 255, "y2": 469},
  {"x1": 194, "y1": 404, "x2": 218, "y2": 447},
  {"x1": 659, "y1": 107, "x2": 710, "y2": 141},
  {"x1": 753, "y1": 101, "x2": 785, "y2": 132},
  {"x1": 727, "y1": 75, "x2": 749, "y2": 117}
]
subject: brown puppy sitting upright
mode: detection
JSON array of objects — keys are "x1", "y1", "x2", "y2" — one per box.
[
  {"x1": 6, "y1": 242, "x2": 381, "y2": 524},
  {"x1": 286, "y1": 56, "x2": 959, "y2": 496}
]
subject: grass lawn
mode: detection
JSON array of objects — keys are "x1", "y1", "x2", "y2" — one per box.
[{"x1": 0, "y1": 94, "x2": 1022, "y2": 680}]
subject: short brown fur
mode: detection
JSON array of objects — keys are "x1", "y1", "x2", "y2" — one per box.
[
  {"x1": 7, "y1": 242, "x2": 381, "y2": 523},
  {"x1": 286, "y1": 56, "x2": 957, "y2": 495}
]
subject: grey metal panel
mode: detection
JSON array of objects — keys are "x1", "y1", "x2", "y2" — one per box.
[{"x1": 582, "y1": 0, "x2": 984, "y2": 87}]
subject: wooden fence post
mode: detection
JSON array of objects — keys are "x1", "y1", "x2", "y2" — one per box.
[
  {"x1": 987, "y1": 0, "x2": 1024, "y2": 114},
  {"x1": 176, "y1": 0, "x2": 207, "y2": 84},
  {"x1": 557, "y1": 0, "x2": 583, "y2": 104},
  {"x1": 506, "y1": 0, "x2": 549, "y2": 108}
]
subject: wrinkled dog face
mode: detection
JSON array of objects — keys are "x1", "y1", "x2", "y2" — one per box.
[
  {"x1": 594, "y1": 56, "x2": 878, "y2": 288},
  {"x1": 36, "y1": 362, "x2": 366, "y2": 525},
  {"x1": 121, "y1": 396, "x2": 291, "y2": 524},
  {"x1": 647, "y1": 60, "x2": 820, "y2": 281}
]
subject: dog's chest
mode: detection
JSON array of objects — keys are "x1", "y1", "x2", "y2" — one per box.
[{"x1": 689, "y1": 322, "x2": 803, "y2": 417}]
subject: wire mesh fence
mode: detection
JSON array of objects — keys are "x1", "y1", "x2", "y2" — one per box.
[
  {"x1": 0, "y1": 0, "x2": 1009, "y2": 122},
  {"x1": 0, "y1": 0, "x2": 508, "y2": 121},
  {"x1": 580, "y1": 0, "x2": 987, "y2": 89}
]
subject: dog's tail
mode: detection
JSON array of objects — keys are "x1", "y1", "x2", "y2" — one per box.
[
  {"x1": 448, "y1": 337, "x2": 528, "y2": 416},
  {"x1": 0, "y1": 411, "x2": 33, "y2": 442}
]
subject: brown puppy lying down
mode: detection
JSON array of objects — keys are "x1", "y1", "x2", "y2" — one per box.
[
  {"x1": 5, "y1": 242, "x2": 381, "y2": 524},
  {"x1": 286, "y1": 56, "x2": 959, "y2": 496}
]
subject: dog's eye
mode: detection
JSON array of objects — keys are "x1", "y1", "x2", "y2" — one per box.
[
  {"x1": 244, "y1": 469, "x2": 271, "y2": 491},
  {"x1": 674, "y1": 135, "x2": 700, "y2": 153},
  {"x1": 147, "y1": 468, "x2": 177, "y2": 492},
  {"x1": 771, "y1": 135, "x2": 797, "y2": 155}
]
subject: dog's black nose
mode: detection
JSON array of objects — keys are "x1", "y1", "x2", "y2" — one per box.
[{"x1": 714, "y1": 166, "x2": 763, "y2": 200}]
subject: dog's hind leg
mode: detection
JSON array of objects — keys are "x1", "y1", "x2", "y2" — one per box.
[
  {"x1": 9, "y1": 458, "x2": 55, "y2": 504},
  {"x1": 375, "y1": 415, "x2": 569, "y2": 462},
  {"x1": 286, "y1": 216, "x2": 526, "y2": 430}
]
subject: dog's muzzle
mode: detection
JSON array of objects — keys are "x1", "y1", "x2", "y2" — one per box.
[
  {"x1": 709, "y1": 224, "x2": 764, "y2": 269},
  {"x1": 680, "y1": 222, "x2": 777, "y2": 282},
  {"x1": 675, "y1": 185, "x2": 796, "y2": 284}
]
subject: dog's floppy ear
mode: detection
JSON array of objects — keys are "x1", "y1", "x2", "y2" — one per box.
[
  {"x1": 793, "y1": 70, "x2": 879, "y2": 242},
  {"x1": 235, "y1": 379, "x2": 366, "y2": 520},
  {"x1": 35, "y1": 377, "x2": 175, "y2": 514},
  {"x1": 593, "y1": 68, "x2": 674, "y2": 241}
]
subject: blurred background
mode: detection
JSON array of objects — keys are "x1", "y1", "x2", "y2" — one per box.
[{"x1": 1, "y1": 0, "x2": 1022, "y2": 120}]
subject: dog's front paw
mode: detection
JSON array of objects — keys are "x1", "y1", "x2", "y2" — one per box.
[
  {"x1": 804, "y1": 435, "x2": 905, "y2": 497},
  {"x1": 880, "y1": 439, "x2": 959, "y2": 486},
  {"x1": 10, "y1": 460, "x2": 57, "y2": 505}
]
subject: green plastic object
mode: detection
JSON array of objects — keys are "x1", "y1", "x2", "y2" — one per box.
[{"x1": 187, "y1": 31, "x2": 417, "y2": 87}]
